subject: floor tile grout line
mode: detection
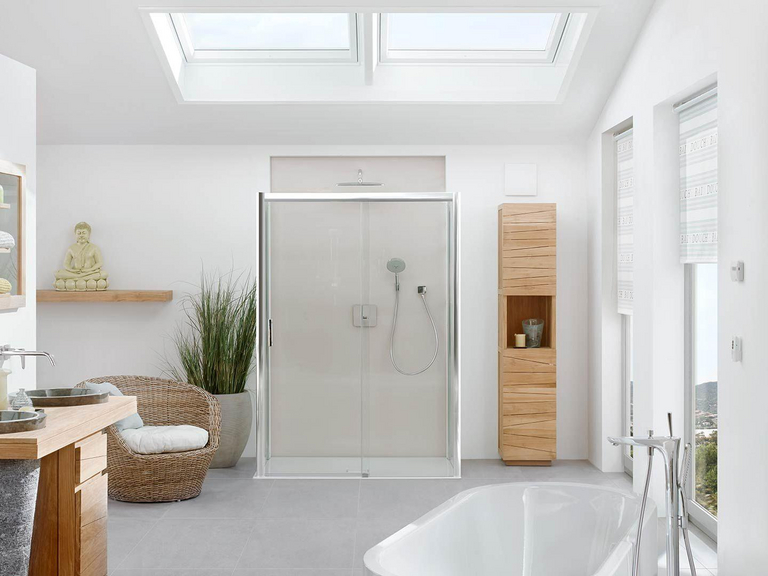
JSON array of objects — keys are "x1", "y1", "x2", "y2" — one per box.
[
  {"x1": 351, "y1": 479, "x2": 362, "y2": 570},
  {"x1": 230, "y1": 515, "x2": 260, "y2": 574},
  {"x1": 109, "y1": 512, "x2": 163, "y2": 574}
]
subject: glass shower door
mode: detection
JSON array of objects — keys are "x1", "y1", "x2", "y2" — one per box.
[
  {"x1": 266, "y1": 200, "x2": 365, "y2": 476},
  {"x1": 263, "y1": 194, "x2": 457, "y2": 478}
]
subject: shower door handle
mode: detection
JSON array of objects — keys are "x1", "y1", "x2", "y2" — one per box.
[{"x1": 268, "y1": 318, "x2": 273, "y2": 347}]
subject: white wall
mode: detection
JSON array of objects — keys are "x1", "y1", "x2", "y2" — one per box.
[
  {"x1": 587, "y1": 0, "x2": 768, "y2": 569},
  {"x1": 717, "y1": 2, "x2": 768, "y2": 570},
  {"x1": 0, "y1": 53, "x2": 36, "y2": 392},
  {"x1": 37, "y1": 144, "x2": 587, "y2": 460},
  {"x1": 586, "y1": 0, "x2": 718, "y2": 489}
]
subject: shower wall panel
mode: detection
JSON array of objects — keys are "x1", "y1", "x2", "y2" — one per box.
[
  {"x1": 269, "y1": 201, "x2": 364, "y2": 457},
  {"x1": 268, "y1": 200, "x2": 449, "y2": 460}
]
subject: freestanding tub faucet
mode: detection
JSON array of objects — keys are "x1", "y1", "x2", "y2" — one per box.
[{"x1": 608, "y1": 413, "x2": 697, "y2": 576}]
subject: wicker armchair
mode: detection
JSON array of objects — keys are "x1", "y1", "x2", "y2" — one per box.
[{"x1": 76, "y1": 376, "x2": 221, "y2": 503}]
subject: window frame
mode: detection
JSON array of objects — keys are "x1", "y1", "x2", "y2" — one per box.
[
  {"x1": 621, "y1": 314, "x2": 633, "y2": 476},
  {"x1": 169, "y1": 12, "x2": 360, "y2": 64},
  {"x1": 684, "y1": 263, "x2": 718, "y2": 541},
  {"x1": 378, "y1": 12, "x2": 569, "y2": 64}
]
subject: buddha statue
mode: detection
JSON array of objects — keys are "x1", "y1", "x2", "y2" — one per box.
[{"x1": 53, "y1": 222, "x2": 109, "y2": 291}]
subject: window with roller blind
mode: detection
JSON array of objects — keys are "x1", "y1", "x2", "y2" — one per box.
[
  {"x1": 678, "y1": 86, "x2": 718, "y2": 540},
  {"x1": 615, "y1": 126, "x2": 634, "y2": 474}
]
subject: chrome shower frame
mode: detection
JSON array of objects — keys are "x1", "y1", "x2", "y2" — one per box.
[{"x1": 256, "y1": 191, "x2": 460, "y2": 479}]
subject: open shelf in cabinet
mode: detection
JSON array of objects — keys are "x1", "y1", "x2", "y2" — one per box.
[{"x1": 500, "y1": 294, "x2": 555, "y2": 350}]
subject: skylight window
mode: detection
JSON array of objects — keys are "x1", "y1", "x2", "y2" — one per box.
[
  {"x1": 380, "y1": 13, "x2": 568, "y2": 63},
  {"x1": 169, "y1": 13, "x2": 358, "y2": 63}
]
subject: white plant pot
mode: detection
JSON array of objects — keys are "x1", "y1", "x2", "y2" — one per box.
[{"x1": 210, "y1": 391, "x2": 252, "y2": 469}]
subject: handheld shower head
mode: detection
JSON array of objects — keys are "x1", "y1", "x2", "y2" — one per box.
[{"x1": 387, "y1": 258, "x2": 406, "y2": 274}]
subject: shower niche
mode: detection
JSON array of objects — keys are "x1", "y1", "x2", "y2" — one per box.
[{"x1": 498, "y1": 203, "x2": 557, "y2": 466}]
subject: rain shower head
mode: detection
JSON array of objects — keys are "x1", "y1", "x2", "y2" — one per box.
[
  {"x1": 337, "y1": 169, "x2": 383, "y2": 187},
  {"x1": 387, "y1": 258, "x2": 406, "y2": 274}
]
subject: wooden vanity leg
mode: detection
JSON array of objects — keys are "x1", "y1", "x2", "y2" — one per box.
[
  {"x1": 29, "y1": 452, "x2": 59, "y2": 576},
  {"x1": 28, "y1": 434, "x2": 109, "y2": 576},
  {"x1": 58, "y1": 444, "x2": 77, "y2": 576}
]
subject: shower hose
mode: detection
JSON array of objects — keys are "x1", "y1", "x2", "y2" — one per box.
[{"x1": 389, "y1": 277, "x2": 439, "y2": 376}]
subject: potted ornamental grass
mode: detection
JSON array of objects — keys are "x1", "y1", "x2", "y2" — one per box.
[{"x1": 165, "y1": 270, "x2": 257, "y2": 468}]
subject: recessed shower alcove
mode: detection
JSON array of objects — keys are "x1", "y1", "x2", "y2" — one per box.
[{"x1": 258, "y1": 157, "x2": 458, "y2": 478}]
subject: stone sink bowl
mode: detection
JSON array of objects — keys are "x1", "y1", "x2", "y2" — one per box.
[
  {"x1": 0, "y1": 410, "x2": 46, "y2": 433},
  {"x1": 27, "y1": 388, "x2": 108, "y2": 407}
]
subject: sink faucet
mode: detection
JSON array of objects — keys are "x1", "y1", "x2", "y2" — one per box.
[
  {"x1": 0, "y1": 345, "x2": 56, "y2": 369},
  {"x1": 608, "y1": 413, "x2": 696, "y2": 576}
]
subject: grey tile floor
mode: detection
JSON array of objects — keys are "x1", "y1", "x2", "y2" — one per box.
[{"x1": 107, "y1": 458, "x2": 717, "y2": 575}]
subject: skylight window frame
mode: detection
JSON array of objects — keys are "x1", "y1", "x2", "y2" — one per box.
[
  {"x1": 169, "y1": 12, "x2": 360, "y2": 64},
  {"x1": 378, "y1": 12, "x2": 569, "y2": 64}
]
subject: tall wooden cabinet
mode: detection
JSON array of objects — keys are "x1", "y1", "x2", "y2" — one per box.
[{"x1": 498, "y1": 203, "x2": 556, "y2": 466}]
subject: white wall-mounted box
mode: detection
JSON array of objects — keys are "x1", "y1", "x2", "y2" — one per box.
[{"x1": 504, "y1": 163, "x2": 538, "y2": 196}]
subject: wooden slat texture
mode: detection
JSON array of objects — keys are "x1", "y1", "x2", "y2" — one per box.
[
  {"x1": 79, "y1": 516, "x2": 108, "y2": 575},
  {"x1": 501, "y1": 349, "x2": 556, "y2": 373},
  {"x1": 503, "y1": 224, "x2": 556, "y2": 242},
  {"x1": 498, "y1": 202, "x2": 557, "y2": 465},
  {"x1": 77, "y1": 473, "x2": 108, "y2": 529},
  {"x1": 59, "y1": 443, "x2": 77, "y2": 576},
  {"x1": 500, "y1": 203, "x2": 557, "y2": 223},
  {"x1": 76, "y1": 455, "x2": 107, "y2": 489},
  {"x1": 29, "y1": 452, "x2": 59, "y2": 576},
  {"x1": 501, "y1": 444, "x2": 556, "y2": 461},
  {"x1": 0, "y1": 396, "x2": 137, "y2": 459},
  {"x1": 503, "y1": 389, "x2": 555, "y2": 404},
  {"x1": 502, "y1": 418, "x2": 556, "y2": 439},
  {"x1": 38, "y1": 290, "x2": 173, "y2": 303},
  {"x1": 76, "y1": 432, "x2": 108, "y2": 484},
  {"x1": 75, "y1": 432, "x2": 107, "y2": 461},
  {"x1": 502, "y1": 401, "x2": 556, "y2": 416},
  {"x1": 502, "y1": 372, "x2": 556, "y2": 385},
  {"x1": 80, "y1": 551, "x2": 107, "y2": 576},
  {"x1": 502, "y1": 255, "x2": 556, "y2": 269}
]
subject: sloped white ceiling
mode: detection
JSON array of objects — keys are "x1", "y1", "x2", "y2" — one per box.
[{"x1": 0, "y1": 0, "x2": 654, "y2": 144}]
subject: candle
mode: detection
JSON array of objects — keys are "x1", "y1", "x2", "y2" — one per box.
[
  {"x1": 514, "y1": 333, "x2": 526, "y2": 348},
  {"x1": 0, "y1": 368, "x2": 10, "y2": 410}
]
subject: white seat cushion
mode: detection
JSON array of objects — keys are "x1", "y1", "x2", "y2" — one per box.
[{"x1": 119, "y1": 425, "x2": 209, "y2": 455}]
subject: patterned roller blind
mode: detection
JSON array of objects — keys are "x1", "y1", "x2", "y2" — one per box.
[
  {"x1": 616, "y1": 128, "x2": 634, "y2": 315},
  {"x1": 678, "y1": 89, "x2": 718, "y2": 263}
]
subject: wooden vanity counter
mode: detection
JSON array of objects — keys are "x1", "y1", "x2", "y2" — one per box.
[{"x1": 0, "y1": 396, "x2": 137, "y2": 576}]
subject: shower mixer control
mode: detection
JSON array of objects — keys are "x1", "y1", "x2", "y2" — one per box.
[{"x1": 353, "y1": 304, "x2": 378, "y2": 327}]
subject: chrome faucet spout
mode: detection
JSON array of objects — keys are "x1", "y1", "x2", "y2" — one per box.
[
  {"x1": 0, "y1": 345, "x2": 56, "y2": 368},
  {"x1": 607, "y1": 424, "x2": 693, "y2": 576}
]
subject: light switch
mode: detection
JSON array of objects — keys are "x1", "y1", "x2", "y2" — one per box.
[
  {"x1": 731, "y1": 261, "x2": 744, "y2": 282},
  {"x1": 731, "y1": 336, "x2": 742, "y2": 362}
]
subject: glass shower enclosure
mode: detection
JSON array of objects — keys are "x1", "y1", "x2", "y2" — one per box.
[{"x1": 258, "y1": 192, "x2": 459, "y2": 478}]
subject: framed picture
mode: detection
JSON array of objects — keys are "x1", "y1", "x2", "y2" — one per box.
[{"x1": 0, "y1": 159, "x2": 25, "y2": 311}]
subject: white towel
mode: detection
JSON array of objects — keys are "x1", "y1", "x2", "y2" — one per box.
[{"x1": 0, "y1": 231, "x2": 15, "y2": 249}]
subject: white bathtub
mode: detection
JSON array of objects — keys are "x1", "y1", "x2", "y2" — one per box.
[{"x1": 364, "y1": 482, "x2": 657, "y2": 576}]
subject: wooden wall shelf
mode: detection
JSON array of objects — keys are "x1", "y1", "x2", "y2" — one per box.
[
  {"x1": 37, "y1": 290, "x2": 173, "y2": 303},
  {"x1": 0, "y1": 203, "x2": 10, "y2": 209},
  {"x1": 498, "y1": 203, "x2": 557, "y2": 467}
]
